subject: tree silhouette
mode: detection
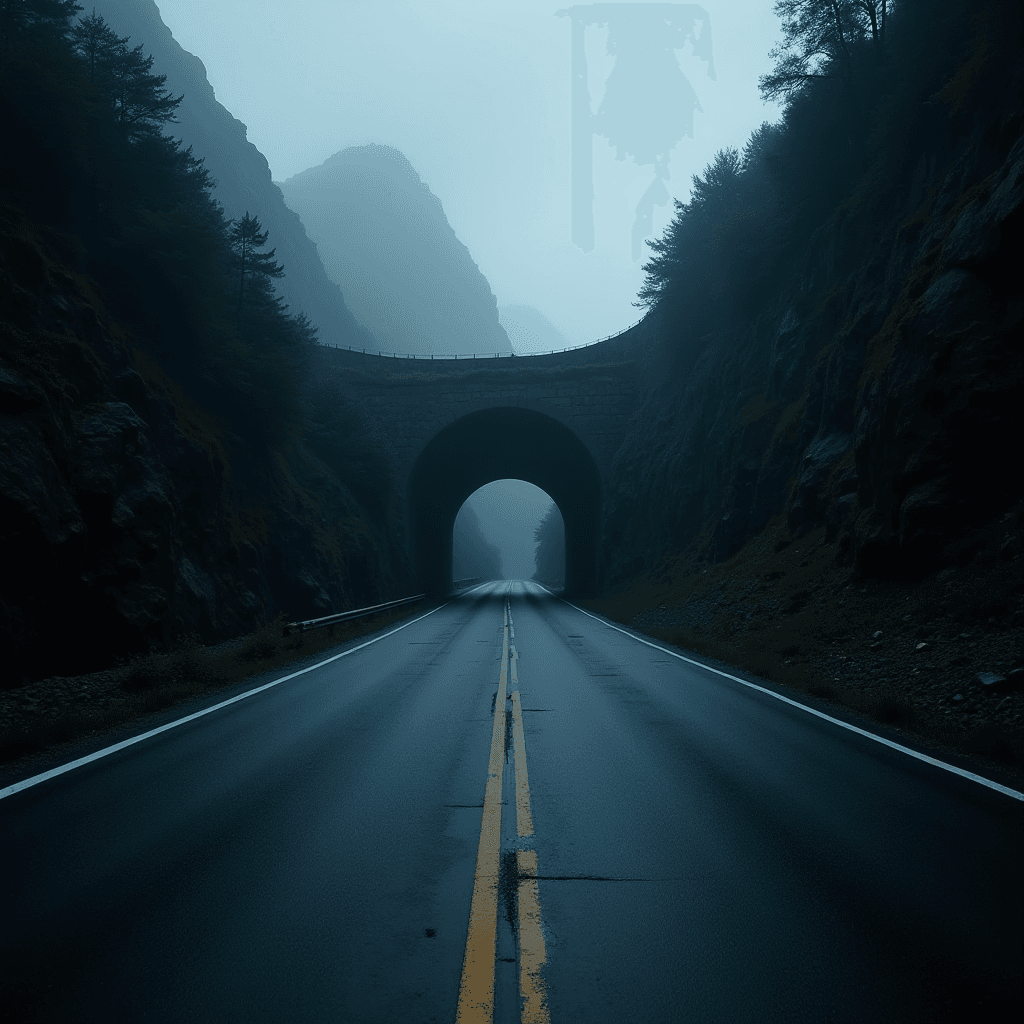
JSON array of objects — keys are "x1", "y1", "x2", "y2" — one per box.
[
  {"x1": 533, "y1": 503, "x2": 565, "y2": 587},
  {"x1": 71, "y1": 11, "x2": 182, "y2": 143},
  {"x1": 0, "y1": 0, "x2": 81, "y2": 52},
  {"x1": 759, "y1": 0, "x2": 889, "y2": 103},
  {"x1": 71, "y1": 10, "x2": 119, "y2": 85},
  {"x1": 229, "y1": 211, "x2": 284, "y2": 325}
]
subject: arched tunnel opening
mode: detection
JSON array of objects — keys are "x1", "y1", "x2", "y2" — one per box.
[
  {"x1": 408, "y1": 408, "x2": 601, "y2": 597},
  {"x1": 453, "y1": 479, "x2": 564, "y2": 586}
]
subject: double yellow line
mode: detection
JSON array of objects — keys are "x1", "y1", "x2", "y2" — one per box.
[{"x1": 456, "y1": 598, "x2": 550, "y2": 1024}]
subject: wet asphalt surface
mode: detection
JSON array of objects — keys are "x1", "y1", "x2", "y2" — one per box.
[{"x1": 2, "y1": 581, "x2": 1021, "y2": 1023}]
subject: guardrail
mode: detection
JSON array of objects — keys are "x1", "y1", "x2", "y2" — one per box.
[
  {"x1": 283, "y1": 593, "x2": 427, "y2": 636},
  {"x1": 323, "y1": 316, "x2": 646, "y2": 361},
  {"x1": 453, "y1": 577, "x2": 482, "y2": 589}
]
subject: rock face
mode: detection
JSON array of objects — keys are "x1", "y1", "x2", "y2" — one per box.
[
  {"x1": 0, "y1": 231, "x2": 410, "y2": 688},
  {"x1": 85, "y1": 0, "x2": 371, "y2": 349},
  {"x1": 278, "y1": 145, "x2": 512, "y2": 357},
  {"x1": 600, "y1": 97, "x2": 1024, "y2": 591}
]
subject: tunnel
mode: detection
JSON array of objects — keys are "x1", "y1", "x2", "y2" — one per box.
[{"x1": 408, "y1": 407, "x2": 601, "y2": 597}]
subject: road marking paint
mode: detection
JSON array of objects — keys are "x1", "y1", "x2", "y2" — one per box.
[
  {"x1": 515, "y1": 850, "x2": 550, "y2": 1024},
  {"x1": 0, "y1": 583, "x2": 500, "y2": 801},
  {"x1": 510, "y1": 691, "x2": 533, "y2": 838},
  {"x1": 508, "y1": 593, "x2": 549, "y2": 1020},
  {"x1": 456, "y1": 614, "x2": 510, "y2": 1022},
  {"x1": 536, "y1": 584, "x2": 1024, "y2": 803}
]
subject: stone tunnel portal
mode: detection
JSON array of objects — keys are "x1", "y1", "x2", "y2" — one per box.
[{"x1": 408, "y1": 408, "x2": 601, "y2": 597}]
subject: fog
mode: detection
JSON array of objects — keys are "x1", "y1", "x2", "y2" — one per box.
[
  {"x1": 154, "y1": 1, "x2": 782, "y2": 348},
  {"x1": 150, "y1": 1, "x2": 785, "y2": 574},
  {"x1": 460, "y1": 480, "x2": 555, "y2": 580}
]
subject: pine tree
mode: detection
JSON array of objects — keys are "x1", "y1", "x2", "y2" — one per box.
[
  {"x1": 0, "y1": 0, "x2": 81, "y2": 52},
  {"x1": 635, "y1": 148, "x2": 745, "y2": 311},
  {"x1": 70, "y1": 9, "x2": 118, "y2": 85},
  {"x1": 70, "y1": 10, "x2": 182, "y2": 144},
  {"x1": 228, "y1": 211, "x2": 284, "y2": 326}
]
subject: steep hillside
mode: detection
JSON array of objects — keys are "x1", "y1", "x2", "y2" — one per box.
[
  {"x1": 585, "y1": 0, "x2": 1024, "y2": 772},
  {"x1": 0, "y1": 210, "x2": 409, "y2": 689},
  {"x1": 85, "y1": 0, "x2": 373, "y2": 349},
  {"x1": 0, "y1": 4, "x2": 410, "y2": 698},
  {"x1": 278, "y1": 145, "x2": 512, "y2": 356}
]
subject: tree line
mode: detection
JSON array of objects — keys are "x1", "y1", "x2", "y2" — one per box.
[
  {"x1": 533, "y1": 503, "x2": 564, "y2": 588},
  {"x1": 1, "y1": 0, "x2": 322, "y2": 450},
  {"x1": 635, "y1": 0, "x2": 1015, "y2": 346}
]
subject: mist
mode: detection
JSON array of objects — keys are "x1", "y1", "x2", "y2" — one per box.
[
  {"x1": 457, "y1": 481, "x2": 556, "y2": 581},
  {"x1": 153, "y1": 0, "x2": 782, "y2": 348}
]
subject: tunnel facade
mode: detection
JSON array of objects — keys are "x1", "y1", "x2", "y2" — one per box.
[
  {"x1": 317, "y1": 330, "x2": 642, "y2": 597},
  {"x1": 410, "y1": 409, "x2": 601, "y2": 595}
]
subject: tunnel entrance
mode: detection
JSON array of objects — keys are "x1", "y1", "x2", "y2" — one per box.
[{"x1": 409, "y1": 408, "x2": 601, "y2": 596}]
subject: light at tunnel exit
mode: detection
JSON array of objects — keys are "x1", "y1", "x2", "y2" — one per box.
[
  {"x1": 409, "y1": 406, "x2": 600, "y2": 596},
  {"x1": 454, "y1": 479, "x2": 557, "y2": 581}
]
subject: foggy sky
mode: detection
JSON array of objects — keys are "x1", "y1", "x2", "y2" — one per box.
[{"x1": 154, "y1": 1, "x2": 782, "y2": 348}]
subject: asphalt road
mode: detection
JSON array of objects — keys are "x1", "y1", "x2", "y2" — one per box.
[{"x1": 2, "y1": 581, "x2": 1021, "y2": 1023}]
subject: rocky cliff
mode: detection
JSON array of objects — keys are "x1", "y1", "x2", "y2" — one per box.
[
  {"x1": 589, "y1": 7, "x2": 1024, "y2": 769},
  {"x1": 603, "y1": 83, "x2": 1023, "y2": 589},
  {"x1": 85, "y1": 0, "x2": 373, "y2": 349},
  {"x1": 0, "y1": 210, "x2": 409, "y2": 689},
  {"x1": 278, "y1": 145, "x2": 512, "y2": 356}
]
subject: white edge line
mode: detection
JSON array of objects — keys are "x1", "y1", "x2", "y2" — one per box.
[
  {"x1": 1, "y1": 582, "x2": 495, "y2": 800},
  {"x1": 534, "y1": 584, "x2": 1024, "y2": 803}
]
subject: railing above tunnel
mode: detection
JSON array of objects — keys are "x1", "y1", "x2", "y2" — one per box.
[{"x1": 319, "y1": 316, "x2": 645, "y2": 361}]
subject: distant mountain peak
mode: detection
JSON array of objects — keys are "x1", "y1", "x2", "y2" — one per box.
[
  {"x1": 279, "y1": 146, "x2": 511, "y2": 357},
  {"x1": 325, "y1": 144, "x2": 421, "y2": 182},
  {"x1": 294, "y1": 143, "x2": 443, "y2": 215}
]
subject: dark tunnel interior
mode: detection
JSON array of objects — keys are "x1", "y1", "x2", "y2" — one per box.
[{"x1": 408, "y1": 407, "x2": 601, "y2": 596}]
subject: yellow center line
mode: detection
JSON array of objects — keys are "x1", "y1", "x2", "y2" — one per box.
[
  {"x1": 515, "y1": 850, "x2": 549, "y2": 1024},
  {"x1": 456, "y1": 611, "x2": 509, "y2": 1023},
  {"x1": 508, "y1": 602, "x2": 550, "y2": 1023},
  {"x1": 510, "y1": 689, "x2": 533, "y2": 838},
  {"x1": 456, "y1": 595, "x2": 550, "y2": 1024}
]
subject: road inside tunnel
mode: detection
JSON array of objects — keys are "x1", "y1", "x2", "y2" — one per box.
[{"x1": 409, "y1": 407, "x2": 600, "y2": 596}]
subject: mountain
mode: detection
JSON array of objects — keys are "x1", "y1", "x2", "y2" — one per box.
[
  {"x1": 0, "y1": 3, "x2": 411, "y2": 697},
  {"x1": 278, "y1": 145, "x2": 512, "y2": 356},
  {"x1": 498, "y1": 305, "x2": 570, "y2": 355},
  {"x1": 84, "y1": 0, "x2": 372, "y2": 348}
]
